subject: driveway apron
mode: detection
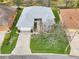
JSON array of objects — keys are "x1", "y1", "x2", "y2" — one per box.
[
  {"x1": 66, "y1": 30, "x2": 79, "y2": 56},
  {"x1": 11, "y1": 31, "x2": 31, "y2": 55}
]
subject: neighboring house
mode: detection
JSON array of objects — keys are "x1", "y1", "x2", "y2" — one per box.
[
  {"x1": 60, "y1": 9, "x2": 79, "y2": 31},
  {"x1": 60, "y1": 9, "x2": 79, "y2": 40},
  {"x1": 60, "y1": 9, "x2": 79, "y2": 56},
  {"x1": 16, "y1": 6, "x2": 55, "y2": 32},
  {"x1": 0, "y1": 6, "x2": 16, "y2": 31}
]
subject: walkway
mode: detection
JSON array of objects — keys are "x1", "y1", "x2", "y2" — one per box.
[
  {"x1": 66, "y1": 30, "x2": 79, "y2": 56},
  {"x1": 0, "y1": 31, "x2": 6, "y2": 47},
  {"x1": 70, "y1": 32, "x2": 79, "y2": 56},
  {"x1": 11, "y1": 31, "x2": 31, "y2": 55}
]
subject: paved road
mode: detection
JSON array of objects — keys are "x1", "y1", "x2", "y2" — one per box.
[
  {"x1": 0, "y1": 55, "x2": 79, "y2": 59},
  {"x1": 11, "y1": 31, "x2": 31, "y2": 55}
]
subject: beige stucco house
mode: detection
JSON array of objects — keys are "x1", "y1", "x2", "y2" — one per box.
[{"x1": 16, "y1": 6, "x2": 55, "y2": 32}]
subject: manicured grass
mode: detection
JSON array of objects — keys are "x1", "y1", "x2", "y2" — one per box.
[
  {"x1": 1, "y1": 8, "x2": 23, "y2": 54},
  {"x1": 11, "y1": 8, "x2": 23, "y2": 30},
  {"x1": 1, "y1": 32, "x2": 19, "y2": 54},
  {"x1": 30, "y1": 24, "x2": 70, "y2": 54},
  {"x1": 52, "y1": 8, "x2": 60, "y2": 23}
]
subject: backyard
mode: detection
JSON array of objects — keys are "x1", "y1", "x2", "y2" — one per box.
[{"x1": 1, "y1": 8, "x2": 23, "y2": 54}]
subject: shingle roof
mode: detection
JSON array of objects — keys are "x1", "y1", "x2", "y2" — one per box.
[
  {"x1": 60, "y1": 9, "x2": 79, "y2": 29},
  {"x1": 16, "y1": 6, "x2": 55, "y2": 30},
  {"x1": 0, "y1": 6, "x2": 16, "y2": 31},
  {"x1": 0, "y1": 6, "x2": 16, "y2": 25}
]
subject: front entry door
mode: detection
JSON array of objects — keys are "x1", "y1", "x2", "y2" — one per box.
[{"x1": 34, "y1": 18, "x2": 42, "y2": 32}]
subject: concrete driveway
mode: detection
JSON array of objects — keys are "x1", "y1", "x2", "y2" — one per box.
[
  {"x1": 66, "y1": 29, "x2": 79, "y2": 56},
  {"x1": 0, "y1": 31, "x2": 7, "y2": 53},
  {"x1": 11, "y1": 31, "x2": 31, "y2": 55},
  {"x1": 0, "y1": 31, "x2": 7, "y2": 47}
]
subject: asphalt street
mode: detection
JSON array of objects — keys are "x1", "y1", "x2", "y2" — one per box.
[{"x1": 0, "y1": 55, "x2": 79, "y2": 59}]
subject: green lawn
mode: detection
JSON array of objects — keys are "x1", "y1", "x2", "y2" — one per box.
[
  {"x1": 1, "y1": 8, "x2": 23, "y2": 54},
  {"x1": 30, "y1": 24, "x2": 70, "y2": 54},
  {"x1": 30, "y1": 8, "x2": 69, "y2": 54}
]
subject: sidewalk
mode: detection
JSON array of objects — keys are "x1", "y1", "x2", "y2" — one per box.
[
  {"x1": 0, "y1": 31, "x2": 7, "y2": 47},
  {"x1": 11, "y1": 32, "x2": 31, "y2": 55},
  {"x1": 70, "y1": 32, "x2": 79, "y2": 56},
  {"x1": 66, "y1": 30, "x2": 79, "y2": 56}
]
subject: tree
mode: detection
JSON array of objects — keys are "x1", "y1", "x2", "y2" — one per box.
[
  {"x1": 31, "y1": 0, "x2": 47, "y2": 6},
  {"x1": 30, "y1": 0, "x2": 33, "y2": 6},
  {"x1": 0, "y1": 0, "x2": 3, "y2": 2},
  {"x1": 65, "y1": 0, "x2": 75, "y2": 8},
  {"x1": 16, "y1": 0, "x2": 22, "y2": 8},
  {"x1": 13, "y1": 0, "x2": 22, "y2": 8},
  {"x1": 77, "y1": 0, "x2": 79, "y2": 8},
  {"x1": 36, "y1": 0, "x2": 44, "y2": 5},
  {"x1": 50, "y1": 0, "x2": 56, "y2": 7}
]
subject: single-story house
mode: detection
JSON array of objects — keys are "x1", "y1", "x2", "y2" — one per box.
[
  {"x1": 16, "y1": 6, "x2": 55, "y2": 32},
  {"x1": 0, "y1": 6, "x2": 16, "y2": 31}
]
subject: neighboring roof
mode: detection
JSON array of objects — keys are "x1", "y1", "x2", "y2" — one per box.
[
  {"x1": 0, "y1": 6, "x2": 16, "y2": 25},
  {"x1": 16, "y1": 6, "x2": 55, "y2": 28},
  {"x1": 0, "y1": 5, "x2": 16, "y2": 31},
  {"x1": 60, "y1": 9, "x2": 79, "y2": 29}
]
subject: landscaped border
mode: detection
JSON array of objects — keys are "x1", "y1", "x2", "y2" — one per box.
[
  {"x1": 30, "y1": 8, "x2": 70, "y2": 54},
  {"x1": 1, "y1": 8, "x2": 23, "y2": 54},
  {"x1": 30, "y1": 24, "x2": 70, "y2": 54}
]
